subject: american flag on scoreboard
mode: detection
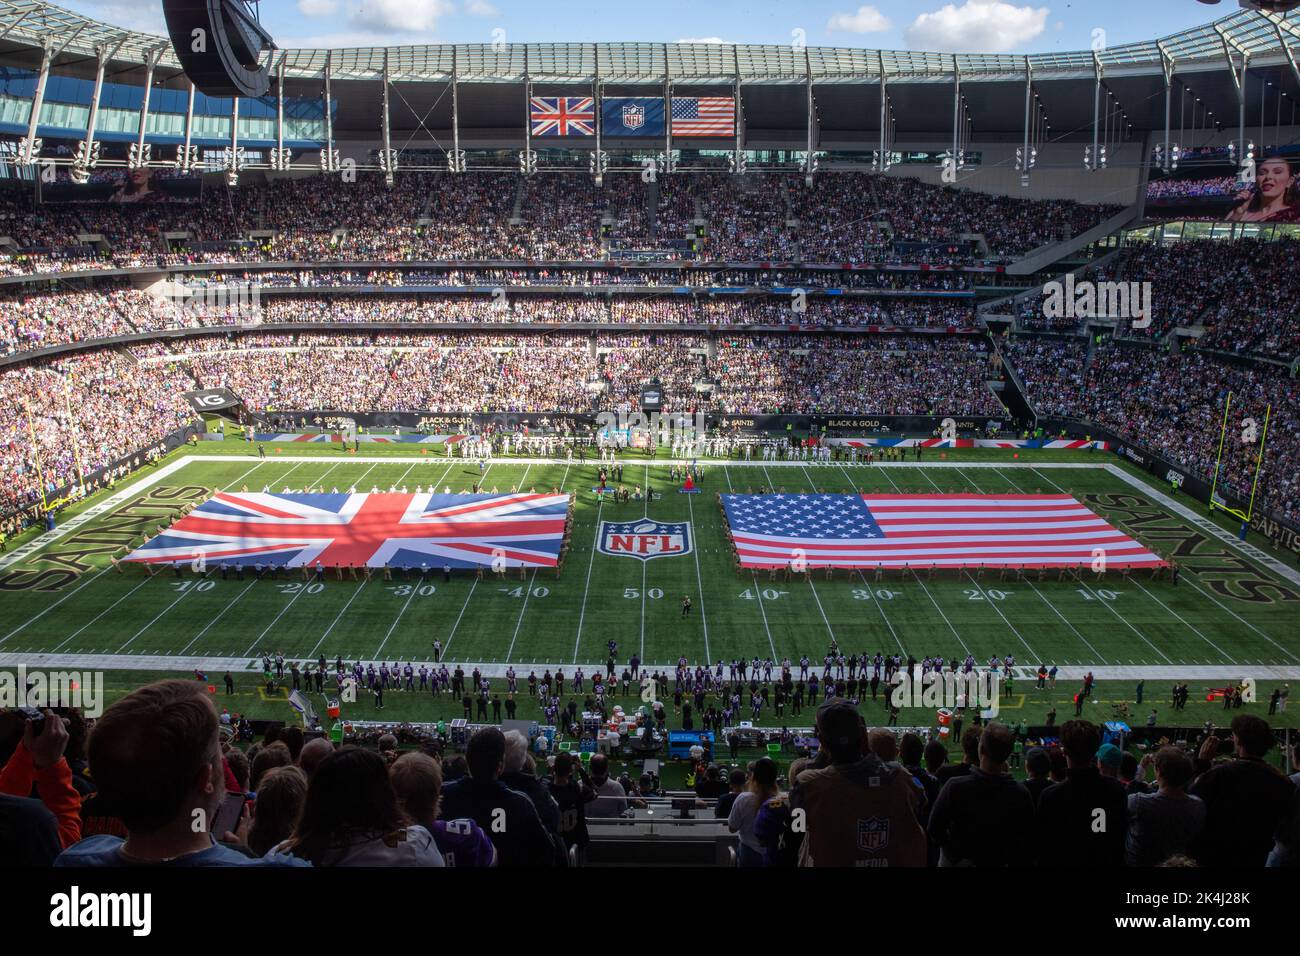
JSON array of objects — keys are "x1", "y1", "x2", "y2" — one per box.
[
  {"x1": 123, "y1": 492, "x2": 570, "y2": 569},
  {"x1": 671, "y1": 96, "x2": 735, "y2": 136},
  {"x1": 721, "y1": 493, "x2": 1166, "y2": 570},
  {"x1": 530, "y1": 96, "x2": 596, "y2": 136}
]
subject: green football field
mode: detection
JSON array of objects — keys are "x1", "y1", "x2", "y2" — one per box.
[{"x1": 1, "y1": 441, "x2": 1298, "y2": 730}]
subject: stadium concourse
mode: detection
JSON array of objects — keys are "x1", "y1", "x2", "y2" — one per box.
[{"x1": 1, "y1": 1, "x2": 1300, "y2": 888}]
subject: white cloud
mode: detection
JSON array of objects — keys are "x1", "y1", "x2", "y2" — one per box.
[
  {"x1": 297, "y1": 0, "x2": 340, "y2": 17},
  {"x1": 826, "y1": 6, "x2": 891, "y2": 35},
  {"x1": 58, "y1": 1, "x2": 168, "y2": 35},
  {"x1": 464, "y1": 0, "x2": 500, "y2": 16},
  {"x1": 676, "y1": 37, "x2": 729, "y2": 44},
  {"x1": 346, "y1": 0, "x2": 454, "y2": 34},
  {"x1": 905, "y1": 1, "x2": 1049, "y2": 52}
]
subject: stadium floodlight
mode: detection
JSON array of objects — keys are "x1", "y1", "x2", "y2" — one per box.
[{"x1": 128, "y1": 142, "x2": 152, "y2": 170}]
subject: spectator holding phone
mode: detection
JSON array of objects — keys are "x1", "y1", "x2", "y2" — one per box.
[
  {"x1": 1, "y1": 708, "x2": 81, "y2": 864},
  {"x1": 55, "y1": 680, "x2": 308, "y2": 867}
]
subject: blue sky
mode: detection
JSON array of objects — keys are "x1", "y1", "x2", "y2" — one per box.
[{"x1": 60, "y1": 1, "x2": 1233, "y2": 52}]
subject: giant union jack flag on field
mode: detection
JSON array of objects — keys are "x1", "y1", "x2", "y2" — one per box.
[
  {"x1": 721, "y1": 493, "x2": 1166, "y2": 570},
  {"x1": 123, "y1": 492, "x2": 570, "y2": 569}
]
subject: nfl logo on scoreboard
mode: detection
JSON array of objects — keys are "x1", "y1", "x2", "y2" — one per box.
[
  {"x1": 622, "y1": 103, "x2": 645, "y2": 130},
  {"x1": 857, "y1": 817, "x2": 890, "y2": 852},
  {"x1": 598, "y1": 520, "x2": 691, "y2": 561}
]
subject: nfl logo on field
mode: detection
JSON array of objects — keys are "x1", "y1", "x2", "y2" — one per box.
[
  {"x1": 857, "y1": 817, "x2": 890, "y2": 852},
  {"x1": 598, "y1": 520, "x2": 691, "y2": 561},
  {"x1": 622, "y1": 103, "x2": 644, "y2": 130}
]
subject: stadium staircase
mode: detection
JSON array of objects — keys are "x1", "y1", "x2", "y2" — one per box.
[
  {"x1": 507, "y1": 176, "x2": 526, "y2": 226},
  {"x1": 646, "y1": 176, "x2": 659, "y2": 243},
  {"x1": 1005, "y1": 202, "x2": 1143, "y2": 276},
  {"x1": 978, "y1": 248, "x2": 1124, "y2": 330}
]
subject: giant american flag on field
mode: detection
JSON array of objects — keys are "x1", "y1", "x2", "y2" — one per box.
[
  {"x1": 720, "y1": 493, "x2": 1166, "y2": 570},
  {"x1": 123, "y1": 492, "x2": 570, "y2": 569}
]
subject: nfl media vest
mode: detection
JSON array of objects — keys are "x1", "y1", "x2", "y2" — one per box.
[{"x1": 795, "y1": 756, "x2": 926, "y2": 867}]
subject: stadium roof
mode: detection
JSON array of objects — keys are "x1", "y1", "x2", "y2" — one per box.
[
  {"x1": 4, "y1": 1, "x2": 1300, "y2": 137},
  {"x1": 4, "y1": 0, "x2": 1299, "y2": 81}
]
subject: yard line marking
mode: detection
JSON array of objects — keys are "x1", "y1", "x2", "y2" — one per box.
[
  {"x1": 178, "y1": 578, "x2": 257, "y2": 656},
  {"x1": 724, "y1": 465, "x2": 778, "y2": 660},
  {"x1": 1023, "y1": 577, "x2": 1111, "y2": 664},
  {"x1": 875, "y1": 463, "x2": 972, "y2": 655},
  {"x1": 374, "y1": 574, "x2": 422, "y2": 659},
  {"x1": 442, "y1": 578, "x2": 478, "y2": 656},
  {"x1": 572, "y1": 488, "x2": 605, "y2": 664},
  {"x1": 853, "y1": 570, "x2": 907, "y2": 655},
  {"x1": 220, "y1": 460, "x2": 267, "y2": 492},
  {"x1": 1024, "y1": 465, "x2": 1238, "y2": 664},
  {"x1": 50, "y1": 576, "x2": 156, "y2": 653},
  {"x1": 684, "y1": 488, "x2": 711, "y2": 663},
  {"x1": 805, "y1": 576, "x2": 837, "y2": 645},
  {"x1": 640, "y1": 462, "x2": 649, "y2": 663},
  {"x1": 505, "y1": 569, "x2": 538, "y2": 663},
  {"x1": 1128, "y1": 577, "x2": 1233, "y2": 662},
  {"x1": 243, "y1": 583, "x2": 312, "y2": 656},
  {"x1": 0, "y1": 568, "x2": 110, "y2": 646},
  {"x1": 309, "y1": 578, "x2": 370, "y2": 660},
  {"x1": 1179, "y1": 577, "x2": 1300, "y2": 663},
  {"x1": 117, "y1": 572, "x2": 211, "y2": 651}
]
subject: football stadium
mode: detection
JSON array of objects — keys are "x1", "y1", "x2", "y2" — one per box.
[{"x1": 0, "y1": 0, "x2": 1298, "y2": 906}]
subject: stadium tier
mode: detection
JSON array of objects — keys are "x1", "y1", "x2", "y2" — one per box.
[{"x1": 1, "y1": 0, "x2": 1300, "y2": 896}]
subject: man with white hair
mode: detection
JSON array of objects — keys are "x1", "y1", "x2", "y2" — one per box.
[{"x1": 500, "y1": 730, "x2": 564, "y2": 861}]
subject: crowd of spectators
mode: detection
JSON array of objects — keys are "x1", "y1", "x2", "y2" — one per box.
[
  {"x1": 4, "y1": 682, "x2": 1295, "y2": 869},
  {"x1": 1008, "y1": 334, "x2": 1299, "y2": 523},
  {"x1": 0, "y1": 286, "x2": 980, "y2": 359},
  {"x1": 0, "y1": 169, "x2": 1118, "y2": 277},
  {"x1": 1017, "y1": 239, "x2": 1300, "y2": 361}
]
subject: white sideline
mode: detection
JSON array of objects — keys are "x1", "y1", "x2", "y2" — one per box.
[{"x1": 1, "y1": 652, "x2": 1299, "y2": 683}]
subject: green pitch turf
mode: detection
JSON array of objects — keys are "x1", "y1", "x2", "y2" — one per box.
[{"x1": 1, "y1": 442, "x2": 1297, "y2": 734}]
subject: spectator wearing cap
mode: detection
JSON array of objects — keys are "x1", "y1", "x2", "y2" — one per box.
[
  {"x1": 927, "y1": 723, "x2": 1035, "y2": 867},
  {"x1": 55, "y1": 680, "x2": 308, "y2": 867},
  {"x1": 1125, "y1": 747, "x2": 1206, "y2": 867},
  {"x1": 791, "y1": 700, "x2": 925, "y2": 867},
  {"x1": 1188, "y1": 714, "x2": 1295, "y2": 867},
  {"x1": 1035, "y1": 721, "x2": 1129, "y2": 868},
  {"x1": 1096, "y1": 743, "x2": 1123, "y2": 779}
]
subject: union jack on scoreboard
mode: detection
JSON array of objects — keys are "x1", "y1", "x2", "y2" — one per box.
[
  {"x1": 530, "y1": 96, "x2": 596, "y2": 136},
  {"x1": 720, "y1": 493, "x2": 1166, "y2": 570},
  {"x1": 122, "y1": 492, "x2": 570, "y2": 569},
  {"x1": 671, "y1": 96, "x2": 735, "y2": 136}
]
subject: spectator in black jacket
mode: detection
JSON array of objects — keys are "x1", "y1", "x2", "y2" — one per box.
[
  {"x1": 934, "y1": 726, "x2": 980, "y2": 787},
  {"x1": 438, "y1": 728, "x2": 556, "y2": 868},
  {"x1": 1189, "y1": 715, "x2": 1295, "y2": 867},
  {"x1": 1023, "y1": 747, "x2": 1054, "y2": 806},
  {"x1": 928, "y1": 723, "x2": 1036, "y2": 867},
  {"x1": 1036, "y1": 721, "x2": 1128, "y2": 867},
  {"x1": 544, "y1": 753, "x2": 597, "y2": 862},
  {"x1": 501, "y1": 730, "x2": 564, "y2": 865},
  {"x1": 715, "y1": 769, "x2": 748, "y2": 819}
]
